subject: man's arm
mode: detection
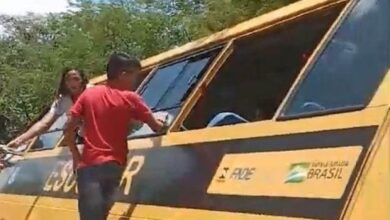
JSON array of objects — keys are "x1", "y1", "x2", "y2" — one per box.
[
  {"x1": 144, "y1": 113, "x2": 166, "y2": 133},
  {"x1": 129, "y1": 94, "x2": 167, "y2": 133},
  {"x1": 64, "y1": 93, "x2": 86, "y2": 169},
  {"x1": 63, "y1": 115, "x2": 82, "y2": 166}
]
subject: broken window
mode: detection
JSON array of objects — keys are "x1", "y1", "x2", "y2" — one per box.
[
  {"x1": 182, "y1": 3, "x2": 346, "y2": 130},
  {"x1": 129, "y1": 47, "x2": 223, "y2": 138}
]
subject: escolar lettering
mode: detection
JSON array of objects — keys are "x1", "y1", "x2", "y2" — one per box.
[
  {"x1": 120, "y1": 155, "x2": 145, "y2": 195},
  {"x1": 43, "y1": 155, "x2": 145, "y2": 195}
]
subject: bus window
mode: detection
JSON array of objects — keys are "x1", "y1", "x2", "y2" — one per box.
[
  {"x1": 97, "y1": 67, "x2": 153, "y2": 88},
  {"x1": 281, "y1": 0, "x2": 390, "y2": 118},
  {"x1": 140, "y1": 61, "x2": 189, "y2": 109},
  {"x1": 129, "y1": 47, "x2": 223, "y2": 138},
  {"x1": 134, "y1": 68, "x2": 153, "y2": 89},
  {"x1": 29, "y1": 130, "x2": 63, "y2": 151},
  {"x1": 182, "y1": 3, "x2": 346, "y2": 130},
  {"x1": 27, "y1": 112, "x2": 67, "y2": 152},
  {"x1": 47, "y1": 112, "x2": 67, "y2": 131}
]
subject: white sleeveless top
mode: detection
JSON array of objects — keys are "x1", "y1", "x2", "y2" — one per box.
[
  {"x1": 49, "y1": 84, "x2": 94, "y2": 117},
  {"x1": 48, "y1": 84, "x2": 93, "y2": 133}
]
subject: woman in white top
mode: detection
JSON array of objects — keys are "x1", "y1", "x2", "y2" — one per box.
[{"x1": 7, "y1": 68, "x2": 90, "y2": 148}]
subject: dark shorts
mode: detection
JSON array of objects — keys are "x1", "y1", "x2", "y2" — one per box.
[{"x1": 77, "y1": 162, "x2": 124, "y2": 220}]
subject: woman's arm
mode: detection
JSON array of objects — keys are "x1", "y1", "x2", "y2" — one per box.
[{"x1": 7, "y1": 111, "x2": 58, "y2": 148}]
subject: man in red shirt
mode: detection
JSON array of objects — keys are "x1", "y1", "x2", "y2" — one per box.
[{"x1": 64, "y1": 52, "x2": 165, "y2": 220}]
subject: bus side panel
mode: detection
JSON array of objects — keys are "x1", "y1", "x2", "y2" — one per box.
[
  {"x1": 0, "y1": 126, "x2": 379, "y2": 220},
  {"x1": 0, "y1": 193, "x2": 37, "y2": 220},
  {"x1": 0, "y1": 167, "x2": 38, "y2": 220},
  {"x1": 345, "y1": 116, "x2": 390, "y2": 220},
  {"x1": 0, "y1": 153, "x2": 66, "y2": 220}
]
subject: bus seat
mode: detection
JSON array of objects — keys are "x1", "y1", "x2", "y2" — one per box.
[{"x1": 207, "y1": 112, "x2": 248, "y2": 127}]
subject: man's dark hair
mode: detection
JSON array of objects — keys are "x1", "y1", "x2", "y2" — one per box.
[{"x1": 106, "y1": 52, "x2": 141, "y2": 80}]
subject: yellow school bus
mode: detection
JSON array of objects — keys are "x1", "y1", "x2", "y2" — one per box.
[{"x1": 1, "y1": 0, "x2": 389, "y2": 219}]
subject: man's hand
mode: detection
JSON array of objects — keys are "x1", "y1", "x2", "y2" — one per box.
[
  {"x1": 146, "y1": 112, "x2": 170, "y2": 133},
  {"x1": 157, "y1": 118, "x2": 169, "y2": 133},
  {"x1": 64, "y1": 115, "x2": 82, "y2": 172},
  {"x1": 72, "y1": 156, "x2": 80, "y2": 172}
]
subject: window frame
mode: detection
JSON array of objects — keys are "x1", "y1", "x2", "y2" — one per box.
[
  {"x1": 127, "y1": 44, "x2": 230, "y2": 139},
  {"x1": 137, "y1": 45, "x2": 225, "y2": 110},
  {"x1": 23, "y1": 108, "x2": 66, "y2": 153},
  {"x1": 274, "y1": 0, "x2": 374, "y2": 121},
  {"x1": 168, "y1": 41, "x2": 234, "y2": 132},
  {"x1": 26, "y1": 111, "x2": 72, "y2": 152},
  {"x1": 27, "y1": 129, "x2": 65, "y2": 152},
  {"x1": 170, "y1": 2, "x2": 350, "y2": 131}
]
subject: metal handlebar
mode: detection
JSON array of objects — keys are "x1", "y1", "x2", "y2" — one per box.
[
  {"x1": 0, "y1": 145, "x2": 24, "y2": 156},
  {"x1": 0, "y1": 145, "x2": 24, "y2": 171}
]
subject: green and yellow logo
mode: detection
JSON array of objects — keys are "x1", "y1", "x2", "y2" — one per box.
[{"x1": 285, "y1": 163, "x2": 310, "y2": 183}]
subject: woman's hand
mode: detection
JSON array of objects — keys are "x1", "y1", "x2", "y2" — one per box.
[{"x1": 7, "y1": 138, "x2": 24, "y2": 149}]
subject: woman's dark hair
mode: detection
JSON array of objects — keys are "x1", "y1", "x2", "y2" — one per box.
[{"x1": 56, "y1": 67, "x2": 89, "y2": 97}]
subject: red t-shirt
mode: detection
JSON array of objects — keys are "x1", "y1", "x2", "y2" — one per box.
[{"x1": 70, "y1": 85, "x2": 152, "y2": 168}]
